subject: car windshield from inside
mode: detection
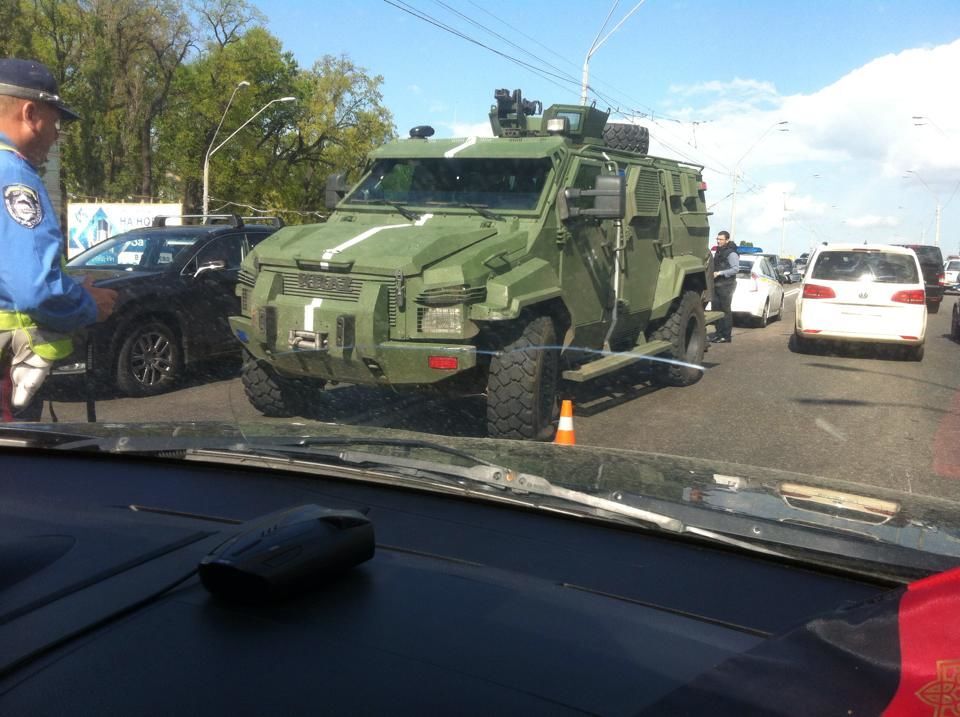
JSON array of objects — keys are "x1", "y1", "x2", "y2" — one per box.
[
  {"x1": 809, "y1": 250, "x2": 920, "y2": 284},
  {"x1": 345, "y1": 157, "x2": 553, "y2": 210},
  {"x1": 67, "y1": 230, "x2": 204, "y2": 270}
]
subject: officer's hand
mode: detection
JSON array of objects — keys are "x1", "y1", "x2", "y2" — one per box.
[{"x1": 82, "y1": 275, "x2": 118, "y2": 321}]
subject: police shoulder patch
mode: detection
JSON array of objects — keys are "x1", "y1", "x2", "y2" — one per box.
[{"x1": 3, "y1": 184, "x2": 43, "y2": 229}]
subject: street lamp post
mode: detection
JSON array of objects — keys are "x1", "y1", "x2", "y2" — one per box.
[
  {"x1": 580, "y1": 1, "x2": 647, "y2": 104},
  {"x1": 203, "y1": 94, "x2": 297, "y2": 218},
  {"x1": 729, "y1": 120, "x2": 789, "y2": 238},
  {"x1": 203, "y1": 81, "x2": 250, "y2": 217},
  {"x1": 904, "y1": 169, "x2": 941, "y2": 247}
]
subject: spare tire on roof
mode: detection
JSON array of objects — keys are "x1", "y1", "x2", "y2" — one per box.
[{"x1": 603, "y1": 123, "x2": 649, "y2": 154}]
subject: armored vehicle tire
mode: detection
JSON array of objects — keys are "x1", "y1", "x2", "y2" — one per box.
[
  {"x1": 486, "y1": 315, "x2": 560, "y2": 441},
  {"x1": 116, "y1": 320, "x2": 183, "y2": 396},
  {"x1": 242, "y1": 355, "x2": 314, "y2": 418},
  {"x1": 603, "y1": 123, "x2": 649, "y2": 154},
  {"x1": 649, "y1": 291, "x2": 706, "y2": 387}
]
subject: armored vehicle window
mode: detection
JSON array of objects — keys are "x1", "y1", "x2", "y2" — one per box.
[{"x1": 346, "y1": 157, "x2": 552, "y2": 210}]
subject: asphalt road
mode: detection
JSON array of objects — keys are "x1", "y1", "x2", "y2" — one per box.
[{"x1": 36, "y1": 288, "x2": 960, "y2": 501}]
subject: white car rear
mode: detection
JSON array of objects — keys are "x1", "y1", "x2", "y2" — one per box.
[
  {"x1": 795, "y1": 244, "x2": 926, "y2": 359},
  {"x1": 944, "y1": 259, "x2": 960, "y2": 293},
  {"x1": 732, "y1": 254, "x2": 785, "y2": 327}
]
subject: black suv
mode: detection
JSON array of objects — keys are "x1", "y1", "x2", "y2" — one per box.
[
  {"x1": 55, "y1": 215, "x2": 282, "y2": 396},
  {"x1": 894, "y1": 244, "x2": 944, "y2": 313}
]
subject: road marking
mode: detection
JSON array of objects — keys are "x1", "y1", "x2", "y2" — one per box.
[
  {"x1": 321, "y1": 214, "x2": 434, "y2": 261},
  {"x1": 444, "y1": 136, "x2": 477, "y2": 158},
  {"x1": 785, "y1": 288, "x2": 801, "y2": 298}
]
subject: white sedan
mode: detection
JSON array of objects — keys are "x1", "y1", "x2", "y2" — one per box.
[
  {"x1": 731, "y1": 254, "x2": 785, "y2": 327},
  {"x1": 794, "y1": 243, "x2": 926, "y2": 360}
]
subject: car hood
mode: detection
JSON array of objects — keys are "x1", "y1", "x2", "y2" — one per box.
[
  {"x1": 255, "y1": 216, "x2": 500, "y2": 275},
  {"x1": 8, "y1": 420, "x2": 960, "y2": 560}
]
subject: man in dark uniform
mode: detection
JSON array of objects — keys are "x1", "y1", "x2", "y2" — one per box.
[
  {"x1": 711, "y1": 230, "x2": 739, "y2": 343},
  {"x1": 0, "y1": 58, "x2": 115, "y2": 420}
]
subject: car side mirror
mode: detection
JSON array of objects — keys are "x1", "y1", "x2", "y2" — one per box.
[
  {"x1": 558, "y1": 174, "x2": 625, "y2": 222},
  {"x1": 325, "y1": 173, "x2": 349, "y2": 210},
  {"x1": 195, "y1": 259, "x2": 227, "y2": 278}
]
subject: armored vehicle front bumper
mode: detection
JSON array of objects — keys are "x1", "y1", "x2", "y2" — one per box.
[{"x1": 229, "y1": 285, "x2": 478, "y2": 386}]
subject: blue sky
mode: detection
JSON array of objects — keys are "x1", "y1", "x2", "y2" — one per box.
[{"x1": 254, "y1": 1, "x2": 960, "y2": 257}]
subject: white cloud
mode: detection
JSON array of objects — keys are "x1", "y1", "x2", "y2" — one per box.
[
  {"x1": 656, "y1": 38, "x2": 960, "y2": 254},
  {"x1": 445, "y1": 121, "x2": 494, "y2": 138},
  {"x1": 407, "y1": 84, "x2": 423, "y2": 95},
  {"x1": 845, "y1": 215, "x2": 899, "y2": 228}
]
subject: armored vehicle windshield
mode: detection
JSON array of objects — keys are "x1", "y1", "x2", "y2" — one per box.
[{"x1": 346, "y1": 157, "x2": 553, "y2": 210}]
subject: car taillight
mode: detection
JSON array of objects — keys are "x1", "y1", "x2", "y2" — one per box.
[
  {"x1": 891, "y1": 289, "x2": 926, "y2": 304},
  {"x1": 938, "y1": 272, "x2": 946, "y2": 286},
  {"x1": 802, "y1": 283, "x2": 836, "y2": 299}
]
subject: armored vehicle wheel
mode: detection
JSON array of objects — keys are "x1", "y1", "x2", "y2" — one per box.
[
  {"x1": 603, "y1": 123, "x2": 649, "y2": 154},
  {"x1": 241, "y1": 355, "x2": 319, "y2": 418},
  {"x1": 116, "y1": 320, "x2": 183, "y2": 396},
  {"x1": 486, "y1": 315, "x2": 560, "y2": 441},
  {"x1": 649, "y1": 291, "x2": 706, "y2": 387}
]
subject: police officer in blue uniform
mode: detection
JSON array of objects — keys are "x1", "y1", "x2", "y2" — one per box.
[{"x1": 0, "y1": 58, "x2": 115, "y2": 420}]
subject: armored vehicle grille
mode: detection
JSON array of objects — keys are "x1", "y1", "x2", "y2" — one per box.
[
  {"x1": 237, "y1": 268, "x2": 256, "y2": 287},
  {"x1": 282, "y1": 272, "x2": 362, "y2": 301},
  {"x1": 281, "y1": 272, "x2": 397, "y2": 326},
  {"x1": 634, "y1": 170, "x2": 661, "y2": 215},
  {"x1": 416, "y1": 285, "x2": 486, "y2": 306}
]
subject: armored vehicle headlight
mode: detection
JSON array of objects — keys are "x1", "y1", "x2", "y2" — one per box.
[
  {"x1": 419, "y1": 305, "x2": 463, "y2": 334},
  {"x1": 546, "y1": 117, "x2": 569, "y2": 134}
]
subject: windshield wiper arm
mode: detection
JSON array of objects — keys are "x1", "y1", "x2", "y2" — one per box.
[
  {"x1": 353, "y1": 198, "x2": 420, "y2": 221},
  {"x1": 455, "y1": 203, "x2": 505, "y2": 221}
]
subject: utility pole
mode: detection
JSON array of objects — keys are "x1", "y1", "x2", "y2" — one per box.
[{"x1": 580, "y1": 1, "x2": 647, "y2": 104}]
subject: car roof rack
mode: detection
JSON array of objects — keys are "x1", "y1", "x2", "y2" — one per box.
[
  {"x1": 152, "y1": 214, "x2": 245, "y2": 228},
  {"x1": 241, "y1": 216, "x2": 285, "y2": 227},
  {"x1": 151, "y1": 214, "x2": 284, "y2": 228}
]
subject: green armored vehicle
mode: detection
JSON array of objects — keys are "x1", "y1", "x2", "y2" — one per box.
[{"x1": 230, "y1": 89, "x2": 716, "y2": 440}]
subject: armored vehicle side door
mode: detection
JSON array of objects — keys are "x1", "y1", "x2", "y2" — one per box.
[
  {"x1": 618, "y1": 165, "x2": 666, "y2": 331},
  {"x1": 559, "y1": 158, "x2": 617, "y2": 348}
]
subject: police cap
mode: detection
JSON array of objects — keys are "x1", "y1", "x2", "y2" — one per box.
[{"x1": 0, "y1": 58, "x2": 80, "y2": 121}]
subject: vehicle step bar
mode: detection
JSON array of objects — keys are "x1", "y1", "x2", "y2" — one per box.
[{"x1": 562, "y1": 340, "x2": 672, "y2": 382}]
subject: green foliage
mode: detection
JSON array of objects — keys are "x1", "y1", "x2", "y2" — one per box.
[{"x1": 4, "y1": 0, "x2": 396, "y2": 223}]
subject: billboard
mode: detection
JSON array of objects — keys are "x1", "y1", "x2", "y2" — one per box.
[{"x1": 67, "y1": 202, "x2": 182, "y2": 258}]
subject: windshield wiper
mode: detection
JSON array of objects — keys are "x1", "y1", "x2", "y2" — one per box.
[
  {"x1": 425, "y1": 201, "x2": 504, "y2": 221},
  {"x1": 350, "y1": 198, "x2": 420, "y2": 221},
  {"x1": 454, "y1": 203, "x2": 505, "y2": 221}
]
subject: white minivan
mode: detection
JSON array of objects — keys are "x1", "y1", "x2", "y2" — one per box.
[{"x1": 794, "y1": 244, "x2": 927, "y2": 360}]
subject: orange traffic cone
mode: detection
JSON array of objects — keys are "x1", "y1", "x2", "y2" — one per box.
[{"x1": 554, "y1": 399, "x2": 576, "y2": 445}]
